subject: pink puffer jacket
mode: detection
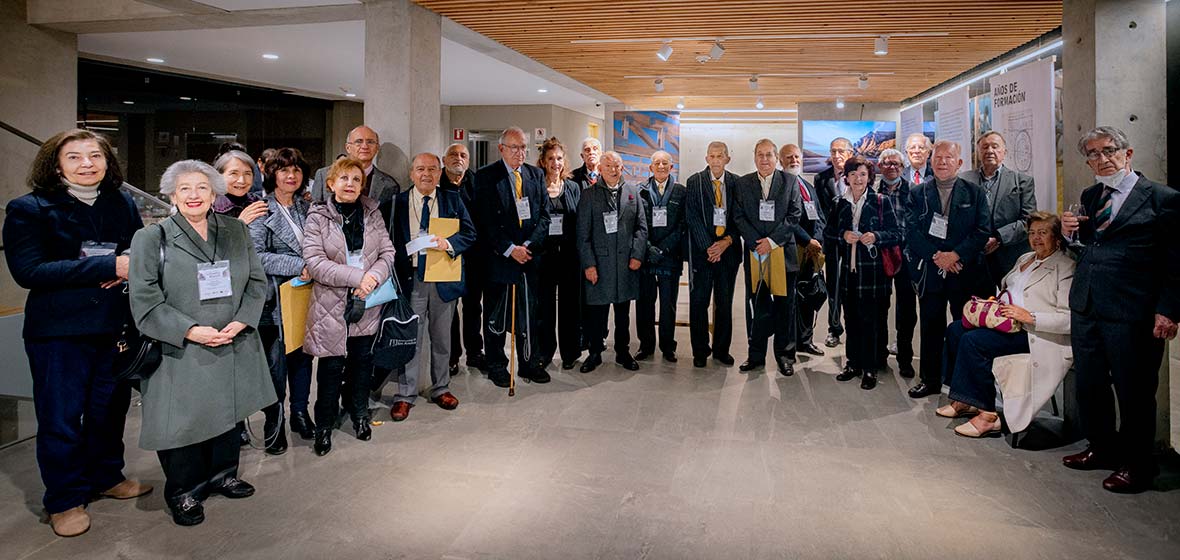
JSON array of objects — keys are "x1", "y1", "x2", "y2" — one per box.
[{"x1": 302, "y1": 196, "x2": 396, "y2": 357}]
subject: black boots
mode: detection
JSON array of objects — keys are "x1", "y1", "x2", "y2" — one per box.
[
  {"x1": 263, "y1": 404, "x2": 288, "y2": 456},
  {"x1": 289, "y1": 409, "x2": 316, "y2": 440},
  {"x1": 313, "y1": 428, "x2": 332, "y2": 456},
  {"x1": 353, "y1": 417, "x2": 372, "y2": 441}
]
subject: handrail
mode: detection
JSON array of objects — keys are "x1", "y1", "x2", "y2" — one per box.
[{"x1": 0, "y1": 120, "x2": 42, "y2": 147}]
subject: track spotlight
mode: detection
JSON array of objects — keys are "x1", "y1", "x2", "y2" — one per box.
[
  {"x1": 709, "y1": 41, "x2": 725, "y2": 61},
  {"x1": 874, "y1": 35, "x2": 889, "y2": 56},
  {"x1": 858, "y1": 74, "x2": 869, "y2": 89},
  {"x1": 657, "y1": 41, "x2": 674, "y2": 61},
  {"x1": 749, "y1": 76, "x2": 759, "y2": 91},
  {"x1": 836, "y1": 97, "x2": 845, "y2": 109},
  {"x1": 755, "y1": 97, "x2": 764, "y2": 110},
  {"x1": 676, "y1": 97, "x2": 686, "y2": 110},
  {"x1": 654, "y1": 79, "x2": 664, "y2": 93}
]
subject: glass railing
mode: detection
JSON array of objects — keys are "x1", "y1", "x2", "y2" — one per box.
[{"x1": 121, "y1": 182, "x2": 172, "y2": 224}]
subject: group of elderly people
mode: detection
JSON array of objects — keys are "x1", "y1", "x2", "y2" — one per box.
[{"x1": 4, "y1": 122, "x2": 1174, "y2": 536}]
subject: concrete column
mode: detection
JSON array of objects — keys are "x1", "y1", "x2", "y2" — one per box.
[
  {"x1": 1062, "y1": 0, "x2": 1170, "y2": 450},
  {"x1": 363, "y1": 0, "x2": 441, "y2": 186}
]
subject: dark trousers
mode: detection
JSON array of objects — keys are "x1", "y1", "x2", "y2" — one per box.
[
  {"x1": 259, "y1": 326, "x2": 313, "y2": 414},
  {"x1": 1073, "y1": 313, "x2": 1164, "y2": 469},
  {"x1": 824, "y1": 240, "x2": 843, "y2": 337},
  {"x1": 891, "y1": 265, "x2": 918, "y2": 367},
  {"x1": 944, "y1": 321, "x2": 1029, "y2": 410},
  {"x1": 537, "y1": 249, "x2": 583, "y2": 365},
  {"x1": 484, "y1": 276, "x2": 541, "y2": 374},
  {"x1": 314, "y1": 335, "x2": 374, "y2": 428},
  {"x1": 637, "y1": 271, "x2": 680, "y2": 354},
  {"x1": 917, "y1": 281, "x2": 972, "y2": 387},
  {"x1": 25, "y1": 336, "x2": 131, "y2": 514},
  {"x1": 795, "y1": 262, "x2": 820, "y2": 347},
  {"x1": 689, "y1": 261, "x2": 739, "y2": 359},
  {"x1": 747, "y1": 272, "x2": 796, "y2": 362},
  {"x1": 156, "y1": 427, "x2": 239, "y2": 501},
  {"x1": 842, "y1": 281, "x2": 888, "y2": 371},
  {"x1": 586, "y1": 301, "x2": 632, "y2": 357},
  {"x1": 449, "y1": 257, "x2": 486, "y2": 365}
]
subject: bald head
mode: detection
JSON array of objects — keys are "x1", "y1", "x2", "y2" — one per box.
[
  {"x1": 345, "y1": 125, "x2": 379, "y2": 167},
  {"x1": 443, "y1": 142, "x2": 469, "y2": 178},
  {"x1": 779, "y1": 144, "x2": 803, "y2": 175}
]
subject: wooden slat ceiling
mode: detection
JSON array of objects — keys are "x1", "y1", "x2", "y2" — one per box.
[{"x1": 415, "y1": 0, "x2": 1061, "y2": 111}]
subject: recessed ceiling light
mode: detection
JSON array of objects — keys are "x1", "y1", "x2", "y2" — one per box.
[
  {"x1": 146, "y1": 57, "x2": 165, "y2": 64},
  {"x1": 835, "y1": 97, "x2": 845, "y2": 109},
  {"x1": 262, "y1": 53, "x2": 280, "y2": 60},
  {"x1": 537, "y1": 88, "x2": 548, "y2": 93},
  {"x1": 749, "y1": 76, "x2": 759, "y2": 91},
  {"x1": 179, "y1": 96, "x2": 192, "y2": 101},
  {"x1": 656, "y1": 41, "x2": 674, "y2": 61},
  {"x1": 345, "y1": 92, "x2": 357, "y2": 98},
  {"x1": 858, "y1": 74, "x2": 869, "y2": 89},
  {"x1": 122, "y1": 100, "x2": 134, "y2": 105},
  {"x1": 709, "y1": 41, "x2": 725, "y2": 61}
]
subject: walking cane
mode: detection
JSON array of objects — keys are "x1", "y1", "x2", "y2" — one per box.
[{"x1": 509, "y1": 283, "x2": 517, "y2": 397}]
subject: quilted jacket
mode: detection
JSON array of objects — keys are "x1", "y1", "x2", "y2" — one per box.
[{"x1": 302, "y1": 196, "x2": 396, "y2": 357}]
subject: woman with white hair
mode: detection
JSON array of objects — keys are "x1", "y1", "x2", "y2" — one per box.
[{"x1": 128, "y1": 159, "x2": 275, "y2": 527}]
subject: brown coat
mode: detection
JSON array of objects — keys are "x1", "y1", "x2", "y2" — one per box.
[{"x1": 302, "y1": 196, "x2": 396, "y2": 357}]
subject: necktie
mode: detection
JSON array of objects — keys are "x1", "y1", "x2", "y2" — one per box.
[
  {"x1": 1094, "y1": 186, "x2": 1115, "y2": 233},
  {"x1": 418, "y1": 195, "x2": 431, "y2": 270},
  {"x1": 657, "y1": 182, "x2": 665, "y2": 197},
  {"x1": 799, "y1": 180, "x2": 812, "y2": 202},
  {"x1": 513, "y1": 170, "x2": 523, "y2": 226},
  {"x1": 713, "y1": 179, "x2": 725, "y2": 237},
  {"x1": 589, "y1": 171, "x2": 598, "y2": 185},
  {"x1": 913, "y1": 169, "x2": 921, "y2": 184}
]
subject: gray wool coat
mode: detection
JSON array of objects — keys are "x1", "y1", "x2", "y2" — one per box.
[
  {"x1": 576, "y1": 181, "x2": 648, "y2": 305},
  {"x1": 129, "y1": 213, "x2": 276, "y2": 451},
  {"x1": 248, "y1": 195, "x2": 310, "y2": 333},
  {"x1": 301, "y1": 196, "x2": 396, "y2": 357}
]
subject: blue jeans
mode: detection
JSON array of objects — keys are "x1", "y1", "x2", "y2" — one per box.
[
  {"x1": 259, "y1": 326, "x2": 312, "y2": 414},
  {"x1": 942, "y1": 321, "x2": 1029, "y2": 410},
  {"x1": 26, "y1": 336, "x2": 131, "y2": 513}
]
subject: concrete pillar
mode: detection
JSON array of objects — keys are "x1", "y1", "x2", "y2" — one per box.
[
  {"x1": 363, "y1": 0, "x2": 441, "y2": 186},
  {"x1": 1062, "y1": 0, "x2": 1170, "y2": 450}
]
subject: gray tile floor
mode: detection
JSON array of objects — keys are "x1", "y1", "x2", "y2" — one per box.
[{"x1": 2, "y1": 296, "x2": 1180, "y2": 560}]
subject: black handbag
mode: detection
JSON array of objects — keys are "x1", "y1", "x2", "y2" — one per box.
[
  {"x1": 112, "y1": 224, "x2": 166, "y2": 383},
  {"x1": 370, "y1": 272, "x2": 419, "y2": 374}
]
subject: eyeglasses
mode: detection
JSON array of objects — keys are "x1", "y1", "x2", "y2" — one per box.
[
  {"x1": 349, "y1": 139, "x2": 378, "y2": 147},
  {"x1": 502, "y1": 144, "x2": 529, "y2": 153},
  {"x1": 878, "y1": 161, "x2": 901, "y2": 167},
  {"x1": 1085, "y1": 147, "x2": 1123, "y2": 161}
]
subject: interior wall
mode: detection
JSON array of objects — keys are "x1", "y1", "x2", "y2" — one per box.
[
  {"x1": 680, "y1": 122, "x2": 799, "y2": 178},
  {"x1": 448, "y1": 104, "x2": 604, "y2": 167},
  {"x1": 549, "y1": 105, "x2": 603, "y2": 154},
  {"x1": 795, "y1": 102, "x2": 901, "y2": 149}
]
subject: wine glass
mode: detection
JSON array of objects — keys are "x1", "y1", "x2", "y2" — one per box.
[{"x1": 1066, "y1": 202, "x2": 1084, "y2": 242}]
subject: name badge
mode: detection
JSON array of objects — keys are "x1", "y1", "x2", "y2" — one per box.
[
  {"x1": 79, "y1": 241, "x2": 117, "y2": 258},
  {"x1": 713, "y1": 207, "x2": 727, "y2": 227},
  {"x1": 604, "y1": 211, "x2": 619, "y2": 234},
  {"x1": 929, "y1": 214, "x2": 949, "y2": 239},
  {"x1": 549, "y1": 215, "x2": 563, "y2": 236},
  {"x1": 196, "y1": 260, "x2": 232, "y2": 301},
  {"x1": 803, "y1": 201, "x2": 819, "y2": 221},
  {"x1": 515, "y1": 198, "x2": 531, "y2": 221},
  {"x1": 759, "y1": 200, "x2": 775, "y2": 221},
  {"x1": 347, "y1": 249, "x2": 365, "y2": 269},
  {"x1": 652, "y1": 207, "x2": 668, "y2": 227}
]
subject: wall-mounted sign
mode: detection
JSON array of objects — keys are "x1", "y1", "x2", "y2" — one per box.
[{"x1": 452, "y1": 128, "x2": 466, "y2": 141}]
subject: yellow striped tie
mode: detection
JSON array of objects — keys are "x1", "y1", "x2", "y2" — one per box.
[
  {"x1": 513, "y1": 170, "x2": 523, "y2": 226},
  {"x1": 713, "y1": 179, "x2": 725, "y2": 237}
]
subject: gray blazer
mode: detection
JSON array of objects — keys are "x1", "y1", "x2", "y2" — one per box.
[
  {"x1": 312, "y1": 164, "x2": 400, "y2": 205},
  {"x1": 577, "y1": 182, "x2": 649, "y2": 305},
  {"x1": 129, "y1": 213, "x2": 276, "y2": 451},
  {"x1": 249, "y1": 195, "x2": 310, "y2": 330},
  {"x1": 959, "y1": 165, "x2": 1036, "y2": 273}
]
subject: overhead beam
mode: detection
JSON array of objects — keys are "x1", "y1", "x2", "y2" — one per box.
[
  {"x1": 134, "y1": 0, "x2": 227, "y2": 15},
  {"x1": 28, "y1": 1, "x2": 365, "y2": 33}
]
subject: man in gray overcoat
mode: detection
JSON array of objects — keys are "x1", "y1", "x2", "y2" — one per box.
[
  {"x1": 958, "y1": 130, "x2": 1037, "y2": 290},
  {"x1": 576, "y1": 150, "x2": 648, "y2": 372}
]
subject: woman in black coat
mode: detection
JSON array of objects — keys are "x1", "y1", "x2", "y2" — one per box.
[
  {"x1": 2, "y1": 129, "x2": 151, "y2": 537},
  {"x1": 535, "y1": 137, "x2": 583, "y2": 371},
  {"x1": 823, "y1": 156, "x2": 902, "y2": 390}
]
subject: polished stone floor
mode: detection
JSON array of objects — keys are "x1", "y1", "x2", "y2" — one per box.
[{"x1": 2, "y1": 300, "x2": 1179, "y2": 560}]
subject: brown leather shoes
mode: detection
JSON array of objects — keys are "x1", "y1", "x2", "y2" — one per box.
[
  {"x1": 1062, "y1": 447, "x2": 1117, "y2": 471},
  {"x1": 433, "y1": 392, "x2": 459, "y2": 410},
  {"x1": 1102, "y1": 467, "x2": 1156, "y2": 494},
  {"x1": 49, "y1": 506, "x2": 90, "y2": 537},
  {"x1": 390, "y1": 402, "x2": 412, "y2": 422},
  {"x1": 99, "y1": 479, "x2": 154, "y2": 500}
]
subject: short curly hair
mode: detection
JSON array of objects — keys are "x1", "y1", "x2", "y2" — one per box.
[{"x1": 159, "y1": 160, "x2": 226, "y2": 196}]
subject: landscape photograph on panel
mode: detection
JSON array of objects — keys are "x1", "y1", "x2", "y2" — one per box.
[{"x1": 801, "y1": 120, "x2": 897, "y2": 173}]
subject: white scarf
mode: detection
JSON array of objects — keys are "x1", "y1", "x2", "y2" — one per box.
[{"x1": 64, "y1": 179, "x2": 100, "y2": 206}]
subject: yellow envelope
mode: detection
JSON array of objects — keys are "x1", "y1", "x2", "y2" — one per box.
[
  {"x1": 749, "y1": 247, "x2": 789, "y2": 296},
  {"x1": 424, "y1": 217, "x2": 462, "y2": 282},
  {"x1": 279, "y1": 279, "x2": 314, "y2": 354}
]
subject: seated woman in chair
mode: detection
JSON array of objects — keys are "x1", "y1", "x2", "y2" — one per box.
[{"x1": 936, "y1": 212, "x2": 1074, "y2": 437}]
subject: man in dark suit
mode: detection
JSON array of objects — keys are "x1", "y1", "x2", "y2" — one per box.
[
  {"x1": 569, "y1": 137, "x2": 603, "y2": 189},
  {"x1": 905, "y1": 140, "x2": 990, "y2": 398},
  {"x1": 311, "y1": 125, "x2": 401, "y2": 204},
  {"x1": 475, "y1": 127, "x2": 552, "y2": 387},
  {"x1": 876, "y1": 148, "x2": 917, "y2": 378},
  {"x1": 1060, "y1": 126, "x2": 1180, "y2": 493},
  {"x1": 636, "y1": 150, "x2": 687, "y2": 362},
  {"x1": 439, "y1": 142, "x2": 486, "y2": 375},
  {"x1": 814, "y1": 137, "x2": 853, "y2": 348},
  {"x1": 734, "y1": 138, "x2": 802, "y2": 376},
  {"x1": 780, "y1": 144, "x2": 825, "y2": 357},
  {"x1": 577, "y1": 151, "x2": 648, "y2": 372},
  {"x1": 380, "y1": 153, "x2": 476, "y2": 422},
  {"x1": 903, "y1": 133, "x2": 934, "y2": 186},
  {"x1": 959, "y1": 131, "x2": 1037, "y2": 289},
  {"x1": 684, "y1": 142, "x2": 742, "y2": 368}
]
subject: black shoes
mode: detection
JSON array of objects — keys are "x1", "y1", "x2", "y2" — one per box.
[
  {"x1": 634, "y1": 349, "x2": 654, "y2": 361},
  {"x1": 663, "y1": 352, "x2": 677, "y2": 363},
  {"x1": 693, "y1": 356, "x2": 707, "y2": 368},
  {"x1": 836, "y1": 366, "x2": 860, "y2": 382},
  {"x1": 738, "y1": 360, "x2": 763, "y2": 372},
  {"x1": 616, "y1": 353, "x2": 640, "y2": 371},
  {"x1": 466, "y1": 352, "x2": 488, "y2": 371},
  {"x1": 210, "y1": 477, "x2": 255, "y2": 499},
  {"x1": 264, "y1": 418, "x2": 288, "y2": 456},
  {"x1": 314, "y1": 428, "x2": 332, "y2": 456},
  {"x1": 908, "y1": 382, "x2": 941, "y2": 398},
  {"x1": 562, "y1": 360, "x2": 577, "y2": 370},
  {"x1": 824, "y1": 334, "x2": 841, "y2": 348},
  {"x1": 167, "y1": 494, "x2": 205, "y2": 526},
  {"x1": 290, "y1": 409, "x2": 316, "y2": 440},
  {"x1": 714, "y1": 354, "x2": 735, "y2": 366},
  {"x1": 449, "y1": 362, "x2": 460, "y2": 376},
  {"x1": 860, "y1": 370, "x2": 878, "y2": 390},
  {"x1": 775, "y1": 355, "x2": 794, "y2": 376},
  {"x1": 354, "y1": 418, "x2": 372, "y2": 441},
  {"x1": 898, "y1": 363, "x2": 916, "y2": 379},
  {"x1": 489, "y1": 371, "x2": 511, "y2": 388},
  {"x1": 520, "y1": 367, "x2": 552, "y2": 384},
  {"x1": 798, "y1": 343, "x2": 825, "y2": 356},
  {"x1": 580, "y1": 353, "x2": 603, "y2": 373}
]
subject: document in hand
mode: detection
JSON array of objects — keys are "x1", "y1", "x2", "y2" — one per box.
[
  {"x1": 749, "y1": 247, "x2": 789, "y2": 296},
  {"x1": 424, "y1": 217, "x2": 462, "y2": 282},
  {"x1": 279, "y1": 279, "x2": 314, "y2": 353}
]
